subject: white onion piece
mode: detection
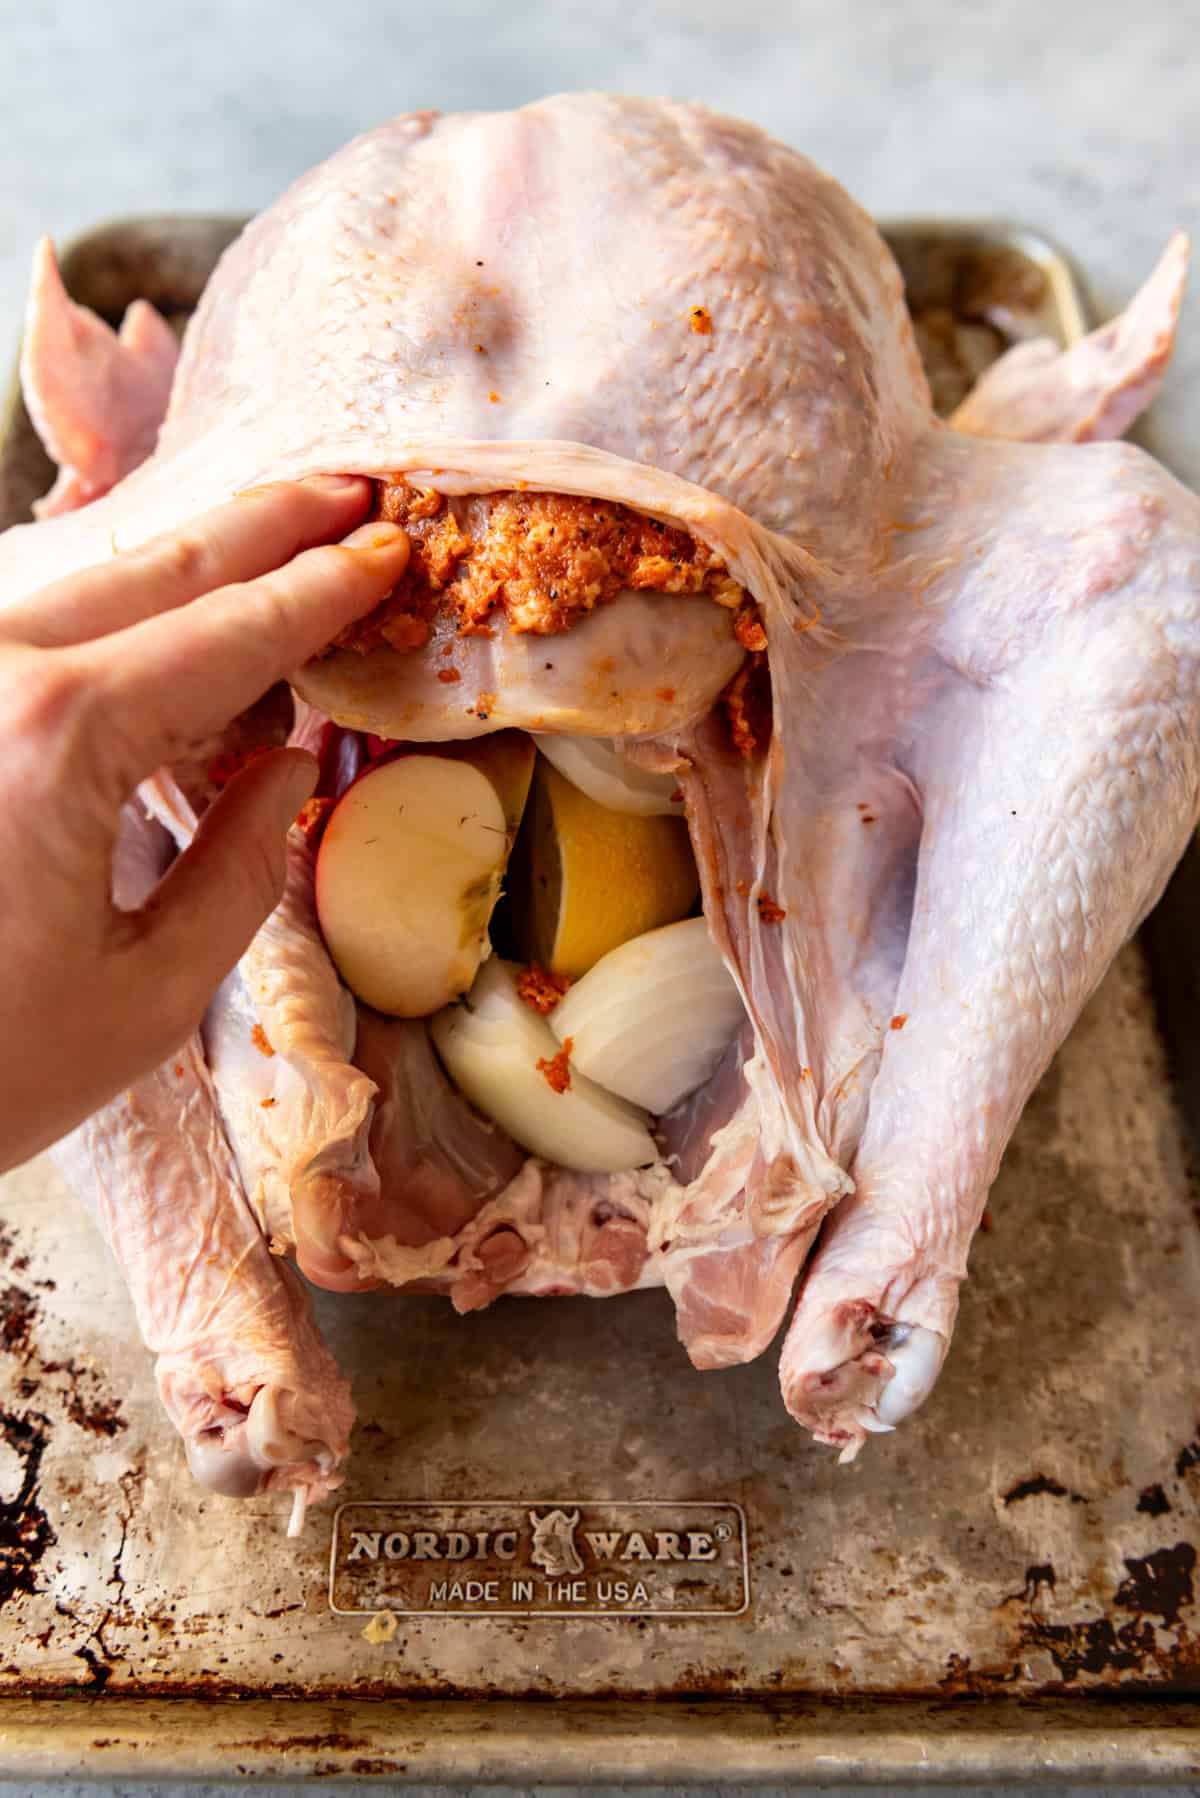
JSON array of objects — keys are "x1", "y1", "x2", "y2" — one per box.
[
  {"x1": 534, "y1": 734, "x2": 684, "y2": 816},
  {"x1": 429, "y1": 959, "x2": 657, "y2": 1174},
  {"x1": 549, "y1": 917, "x2": 745, "y2": 1115}
]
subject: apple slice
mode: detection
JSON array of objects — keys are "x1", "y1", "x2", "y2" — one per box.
[
  {"x1": 549, "y1": 917, "x2": 745, "y2": 1114},
  {"x1": 533, "y1": 734, "x2": 685, "y2": 817},
  {"x1": 364, "y1": 731, "x2": 534, "y2": 830},
  {"x1": 315, "y1": 735, "x2": 533, "y2": 1017},
  {"x1": 429, "y1": 958, "x2": 658, "y2": 1173}
]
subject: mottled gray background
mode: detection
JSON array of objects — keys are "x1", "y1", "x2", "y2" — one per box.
[
  {"x1": 2, "y1": 0, "x2": 1197, "y2": 1791},
  {"x1": 3, "y1": 0, "x2": 1198, "y2": 488}
]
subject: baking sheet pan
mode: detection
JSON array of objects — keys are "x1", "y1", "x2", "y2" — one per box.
[{"x1": 0, "y1": 215, "x2": 1197, "y2": 1784}]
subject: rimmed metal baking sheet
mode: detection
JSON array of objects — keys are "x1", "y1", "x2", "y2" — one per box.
[{"x1": 0, "y1": 214, "x2": 1197, "y2": 1784}]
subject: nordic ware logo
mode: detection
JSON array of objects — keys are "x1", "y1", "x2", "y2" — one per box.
[
  {"x1": 330, "y1": 1500, "x2": 749, "y2": 1618},
  {"x1": 529, "y1": 1508, "x2": 584, "y2": 1577}
]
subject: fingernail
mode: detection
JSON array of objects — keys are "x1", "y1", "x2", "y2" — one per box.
[
  {"x1": 303, "y1": 472, "x2": 367, "y2": 494},
  {"x1": 342, "y1": 521, "x2": 408, "y2": 552}
]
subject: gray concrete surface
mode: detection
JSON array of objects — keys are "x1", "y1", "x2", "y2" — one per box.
[{"x1": 1, "y1": 0, "x2": 1197, "y2": 1791}]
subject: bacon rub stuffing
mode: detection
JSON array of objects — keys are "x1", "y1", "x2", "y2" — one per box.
[
  {"x1": 723, "y1": 651, "x2": 772, "y2": 758},
  {"x1": 536, "y1": 1038, "x2": 574, "y2": 1094},
  {"x1": 295, "y1": 795, "x2": 335, "y2": 847},
  {"x1": 517, "y1": 965, "x2": 572, "y2": 1015},
  {"x1": 331, "y1": 480, "x2": 745, "y2": 655}
]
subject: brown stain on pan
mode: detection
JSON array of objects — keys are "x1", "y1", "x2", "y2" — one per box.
[
  {"x1": 1002, "y1": 1473, "x2": 1089, "y2": 1507},
  {"x1": 1115, "y1": 1543, "x2": 1196, "y2": 1628},
  {"x1": 0, "y1": 1409, "x2": 56, "y2": 1611},
  {"x1": 0, "y1": 1254, "x2": 127, "y2": 1440}
]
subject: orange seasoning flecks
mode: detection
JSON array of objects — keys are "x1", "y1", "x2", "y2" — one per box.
[
  {"x1": 722, "y1": 651, "x2": 771, "y2": 759},
  {"x1": 890, "y1": 1014, "x2": 908, "y2": 1031},
  {"x1": 689, "y1": 305, "x2": 713, "y2": 336},
  {"x1": 251, "y1": 1024, "x2": 275, "y2": 1058},
  {"x1": 518, "y1": 965, "x2": 571, "y2": 1015},
  {"x1": 437, "y1": 667, "x2": 462, "y2": 683},
  {"x1": 295, "y1": 795, "x2": 335, "y2": 847},
  {"x1": 756, "y1": 892, "x2": 787, "y2": 924},
  {"x1": 733, "y1": 601, "x2": 767, "y2": 653},
  {"x1": 261, "y1": 1097, "x2": 277, "y2": 1109},
  {"x1": 378, "y1": 612, "x2": 430, "y2": 653},
  {"x1": 537, "y1": 1037, "x2": 574, "y2": 1094}
]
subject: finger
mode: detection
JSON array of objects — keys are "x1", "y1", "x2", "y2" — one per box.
[
  {"x1": 84, "y1": 521, "x2": 410, "y2": 783},
  {"x1": 120, "y1": 749, "x2": 318, "y2": 1045},
  {"x1": 2, "y1": 474, "x2": 374, "y2": 648}
]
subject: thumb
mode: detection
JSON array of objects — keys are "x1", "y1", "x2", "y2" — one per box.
[{"x1": 135, "y1": 748, "x2": 318, "y2": 1036}]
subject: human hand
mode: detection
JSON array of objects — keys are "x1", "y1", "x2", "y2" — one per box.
[{"x1": 0, "y1": 474, "x2": 409, "y2": 1172}]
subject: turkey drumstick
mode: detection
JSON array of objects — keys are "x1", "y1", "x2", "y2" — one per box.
[{"x1": 52, "y1": 799, "x2": 354, "y2": 1524}]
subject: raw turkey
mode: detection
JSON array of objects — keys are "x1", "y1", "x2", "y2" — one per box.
[{"x1": 2, "y1": 95, "x2": 1197, "y2": 1501}]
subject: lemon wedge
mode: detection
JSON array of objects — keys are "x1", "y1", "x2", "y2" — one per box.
[{"x1": 511, "y1": 756, "x2": 699, "y2": 977}]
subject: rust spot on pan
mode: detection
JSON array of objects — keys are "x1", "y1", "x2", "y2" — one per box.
[
  {"x1": 1175, "y1": 1433, "x2": 1200, "y2": 1478},
  {"x1": 0, "y1": 1283, "x2": 126, "y2": 1439},
  {"x1": 1115, "y1": 1542, "x2": 1196, "y2": 1628},
  {"x1": 1001, "y1": 1472, "x2": 1087, "y2": 1506},
  {"x1": 0, "y1": 1410, "x2": 56, "y2": 1610}
]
